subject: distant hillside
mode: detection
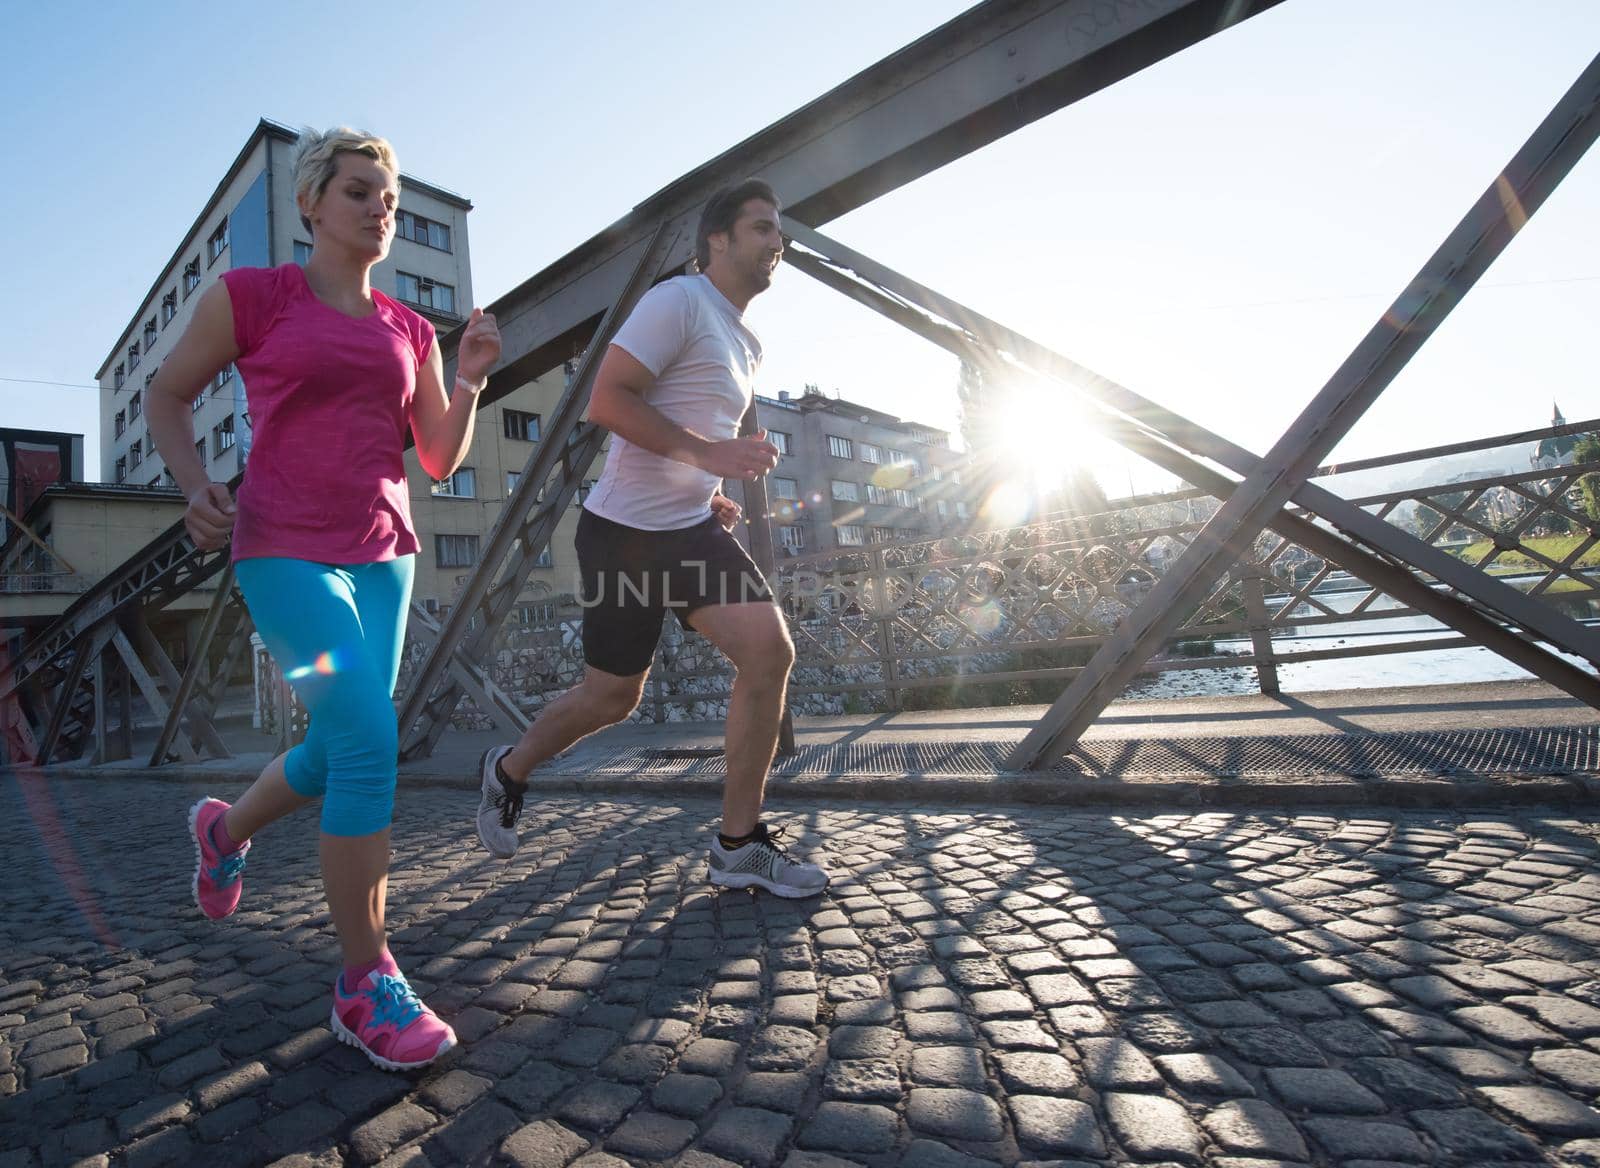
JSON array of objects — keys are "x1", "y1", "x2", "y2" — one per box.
[{"x1": 1319, "y1": 445, "x2": 1538, "y2": 500}]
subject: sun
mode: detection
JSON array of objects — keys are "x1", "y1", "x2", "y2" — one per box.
[{"x1": 981, "y1": 376, "x2": 1102, "y2": 493}]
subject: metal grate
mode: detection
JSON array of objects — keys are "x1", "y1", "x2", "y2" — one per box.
[{"x1": 608, "y1": 725, "x2": 1600, "y2": 778}]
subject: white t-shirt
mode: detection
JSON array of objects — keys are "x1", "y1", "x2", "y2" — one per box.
[{"x1": 584, "y1": 274, "x2": 762, "y2": 531}]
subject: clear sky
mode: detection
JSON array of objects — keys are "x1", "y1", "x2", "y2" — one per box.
[{"x1": 2, "y1": 0, "x2": 1596, "y2": 497}]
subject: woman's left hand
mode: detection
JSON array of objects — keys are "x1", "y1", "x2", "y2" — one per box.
[
  {"x1": 457, "y1": 307, "x2": 501, "y2": 386},
  {"x1": 711, "y1": 494, "x2": 741, "y2": 530}
]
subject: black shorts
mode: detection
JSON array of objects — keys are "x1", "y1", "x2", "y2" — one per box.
[{"x1": 576, "y1": 507, "x2": 774, "y2": 676}]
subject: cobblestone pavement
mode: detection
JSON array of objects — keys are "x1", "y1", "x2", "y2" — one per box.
[{"x1": 5, "y1": 776, "x2": 1600, "y2": 1168}]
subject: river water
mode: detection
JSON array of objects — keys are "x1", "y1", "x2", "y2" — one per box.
[{"x1": 1120, "y1": 583, "x2": 1600, "y2": 700}]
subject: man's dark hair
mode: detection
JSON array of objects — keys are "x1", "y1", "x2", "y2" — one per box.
[{"x1": 695, "y1": 179, "x2": 780, "y2": 270}]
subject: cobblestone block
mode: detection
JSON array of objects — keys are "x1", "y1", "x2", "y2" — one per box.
[
  {"x1": 1077, "y1": 1037, "x2": 1165, "y2": 1090},
  {"x1": 703, "y1": 1107, "x2": 793, "y2": 1167},
  {"x1": 555, "y1": 1080, "x2": 641, "y2": 1133},
  {"x1": 348, "y1": 1103, "x2": 434, "y2": 1166},
  {"x1": 1411, "y1": 1107, "x2": 1542, "y2": 1161},
  {"x1": 652, "y1": 1072, "x2": 723, "y2": 1116},
  {"x1": 799, "y1": 1102, "x2": 899, "y2": 1154},
  {"x1": 737, "y1": 1071, "x2": 811, "y2": 1113},
  {"x1": 1202, "y1": 1099, "x2": 1308, "y2": 1160},
  {"x1": 1478, "y1": 1086, "x2": 1600, "y2": 1136},
  {"x1": 500, "y1": 1119, "x2": 588, "y2": 1168},
  {"x1": 605, "y1": 1110, "x2": 697, "y2": 1159},
  {"x1": 748, "y1": 1025, "x2": 820, "y2": 1071},
  {"x1": 1104, "y1": 1092, "x2": 1205, "y2": 1163},
  {"x1": 1531, "y1": 1047, "x2": 1600, "y2": 1093},
  {"x1": 1154, "y1": 1052, "x2": 1255, "y2": 1097},
  {"x1": 824, "y1": 1059, "x2": 902, "y2": 1101},
  {"x1": 679, "y1": 1037, "x2": 741, "y2": 1076},
  {"x1": 907, "y1": 1088, "x2": 1004, "y2": 1141}
]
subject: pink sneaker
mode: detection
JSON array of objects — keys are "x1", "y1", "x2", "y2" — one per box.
[
  {"x1": 188, "y1": 797, "x2": 249, "y2": 920},
  {"x1": 331, "y1": 959, "x2": 457, "y2": 1071}
]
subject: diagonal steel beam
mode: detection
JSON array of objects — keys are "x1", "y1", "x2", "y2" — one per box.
[
  {"x1": 150, "y1": 561, "x2": 238, "y2": 767},
  {"x1": 1008, "y1": 51, "x2": 1600, "y2": 768},
  {"x1": 464, "y1": 0, "x2": 1280, "y2": 405},
  {"x1": 780, "y1": 218, "x2": 1600, "y2": 668},
  {"x1": 779, "y1": 242, "x2": 1600, "y2": 714}
]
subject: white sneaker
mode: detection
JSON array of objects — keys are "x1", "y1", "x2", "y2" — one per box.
[
  {"x1": 708, "y1": 823, "x2": 829, "y2": 898},
  {"x1": 475, "y1": 746, "x2": 523, "y2": 858}
]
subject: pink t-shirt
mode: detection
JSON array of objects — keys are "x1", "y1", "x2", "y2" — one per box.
[{"x1": 222, "y1": 264, "x2": 433, "y2": 564}]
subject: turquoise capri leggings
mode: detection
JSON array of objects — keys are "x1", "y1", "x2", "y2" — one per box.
[{"x1": 234, "y1": 555, "x2": 414, "y2": 837}]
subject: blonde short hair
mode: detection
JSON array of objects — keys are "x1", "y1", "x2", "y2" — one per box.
[{"x1": 293, "y1": 126, "x2": 398, "y2": 235}]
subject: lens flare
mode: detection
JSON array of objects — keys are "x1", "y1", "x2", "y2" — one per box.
[
  {"x1": 983, "y1": 480, "x2": 1034, "y2": 527},
  {"x1": 961, "y1": 599, "x2": 1005, "y2": 636},
  {"x1": 285, "y1": 650, "x2": 337, "y2": 681}
]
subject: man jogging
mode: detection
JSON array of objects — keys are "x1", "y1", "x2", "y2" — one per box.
[{"x1": 472, "y1": 180, "x2": 827, "y2": 899}]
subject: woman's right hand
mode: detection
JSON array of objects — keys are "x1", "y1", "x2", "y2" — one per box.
[{"x1": 185, "y1": 483, "x2": 237, "y2": 550}]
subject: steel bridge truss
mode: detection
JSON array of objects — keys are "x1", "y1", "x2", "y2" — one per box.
[{"x1": 5, "y1": 1, "x2": 1597, "y2": 775}]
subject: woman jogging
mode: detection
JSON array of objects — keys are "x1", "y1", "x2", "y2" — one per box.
[{"x1": 147, "y1": 126, "x2": 500, "y2": 1071}]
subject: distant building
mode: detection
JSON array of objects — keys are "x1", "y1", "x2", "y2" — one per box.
[
  {"x1": 0, "y1": 428, "x2": 82, "y2": 550},
  {"x1": 747, "y1": 388, "x2": 974, "y2": 555},
  {"x1": 1532, "y1": 402, "x2": 1578, "y2": 469}
]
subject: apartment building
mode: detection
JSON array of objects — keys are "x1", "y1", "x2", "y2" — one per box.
[{"x1": 746, "y1": 388, "x2": 974, "y2": 555}]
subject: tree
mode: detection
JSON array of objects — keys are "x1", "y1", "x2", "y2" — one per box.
[{"x1": 1575, "y1": 433, "x2": 1600, "y2": 522}]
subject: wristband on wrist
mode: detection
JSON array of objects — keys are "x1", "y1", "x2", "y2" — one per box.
[{"x1": 454, "y1": 373, "x2": 486, "y2": 397}]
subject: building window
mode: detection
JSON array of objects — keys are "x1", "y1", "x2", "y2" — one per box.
[
  {"x1": 516, "y1": 601, "x2": 556, "y2": 625},
  {"x1": 778, "y1": 525, "x2": 804, "y2": 552},
  {"x1": 207, "y1": 218, "x2": 229, "y2": 264},
  {"x1": 396, "y1": 271, "x2": 456, "y2": 314},
  {"x1": 213, "y1": 415, "x2": 235, "y2": 457},
  {"x1": 897, "y1": 526, "x2": 921, "y2": 541},
  {"x1": 143, "y1": 318, "x2": 157, "y2": 349},
  {"x1": 128, "y1": 341, "x2": 140, "y2": 372},
  {"x1": 115, "y1": 456, "x2": 126, "y2": 483},
  {"x1": 211, "y1": 363, "x2": 235, "y2": 393},
  {"x1": 956, "y1": 501, "x2": 969, "y2": 518},
  {"x1": 431, "y1": 467, "x2": 477, "y2": 498},
  {"x1": 768, "y1": 430, "x2": 791, "y2": 455},
  {"x1": 183, "y1": 257, "x2": 201, "y2": 296},
  {"x1": 892, "y1": 488, "x2": 916, "y2": 508},
  {"x1": 937, "y1": 499, "x2": 949, "y2": 517},
  {"x1": 129, "y1": 391, "x2": 142, "y2": 420},
  {"x1": 293, "y1": 239, "x2": 312, "y2": 265},
  {"x1": 890, "y1": 449, "x2": 910, "y2": 465},
  {"x1": 860, "y1": 443, "x2": 883, "y2": 464},
  {"x1": 144, "y1": 370, "x2": 157, "y2": 390},
  {"x1": 836, "y1": 524, "x2": 864, "y2": 546},
  {"x1": 195, "y1": 437, "x2": 206, "y2": 463},
  {"x1": 576, "y1": 479, "x2": 597, "y2": 505},
  {"x1": 191, "y1": 394, "x2": 204, "y2": 413},
  {"x1": 533, "y1": 545, "x2": 554, "y2": 568},
  {"x1": 114, "y1": 363, "x2": 125, "y2": 390},
  {"x1": 504, "y1": 409, "x2": 540, "y2": 442},
  {"x1": 162, "y1": 469, "x2": 176, "y2": 488},
  {"x1": 830, "y1": 479, "x2": 859, "y2": 502},
  {"x1": 865, "y1": 483, "x2": 891, "y2": 505},
  {"x1": 161, "y1": 290, "x2": 177, "y2": 326},
  {"x1": 129, "y1": 439, "x2": 143, "y2": 469},
  {"x1": 870, "y1": 526, "x2": 895, "y2": 544},
  {"x1": 435, "y1": 534, "x2": 479, "y2": 568},
  {"x1": 506, "y1": 471, "x2": 521, "y2": 496},
  {"x1": 771, "y1": 477, "x2": 799, "y2": 500},
  {"x1": 396, "y1": 210, "x2": 452, "y2": 252},
  {"x1": 114, "y1": 410, "x2": 126, "y2": 438},
  {"x1": 827, "y1": 435, "x2": 854, "y2": 460}
]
